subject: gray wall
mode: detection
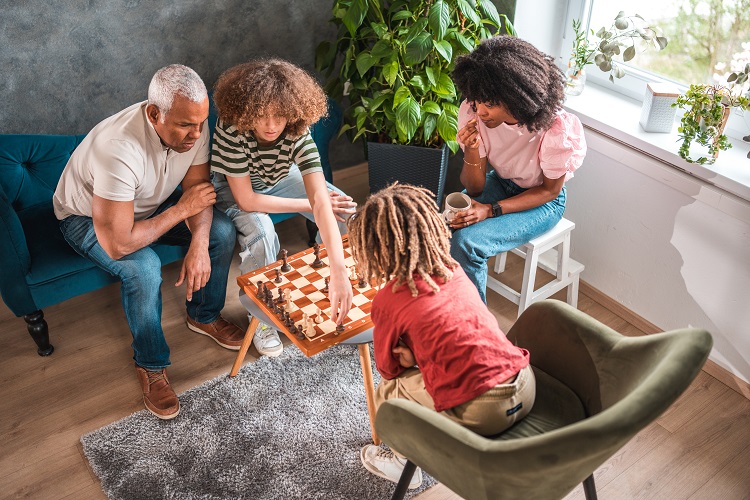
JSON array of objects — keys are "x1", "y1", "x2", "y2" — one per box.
[
  {"x1": 1, "y1": 0, "x2": 515, "y2": 170},
  {"x1": 0, "y1": 0, "x2": 364, "y2": 169}
]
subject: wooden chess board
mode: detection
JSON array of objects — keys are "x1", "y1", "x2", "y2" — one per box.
[{"x1": 236, "y1": 236, "x2": 379, "y2": 356}]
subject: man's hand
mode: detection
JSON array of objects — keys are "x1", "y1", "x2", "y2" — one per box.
[
  {"x1": 393, "y1": 342, "x2": 416, "y2": 368},
  {"x1": 175, "y1": 244, "x2": 211, "y2": 301},
  {"x1": 457, "y1": 118, "x2": 483, "y2": 151},
  {"x1": 176, "y1": 181, "x2": 216, "y2": 218},
  {"x1": 329, "y1": 191, "x2": 357, "y2": 222}
]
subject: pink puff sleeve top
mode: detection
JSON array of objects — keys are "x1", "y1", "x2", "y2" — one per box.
[{"x1": 457, "y1": 100, "x2": 587, "y2": 189}]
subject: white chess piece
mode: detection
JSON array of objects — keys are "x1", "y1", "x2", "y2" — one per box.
[
  {"x1": 305, "y1": 318, "x2": 316, "y2": 338},
  {"x1": 314, "y1": 306, "x2": 323, "y2": 324}
]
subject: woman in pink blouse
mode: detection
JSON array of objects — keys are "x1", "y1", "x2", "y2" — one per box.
[{"x1": 450, "y1": 35, "x2": 587, "y2": 302}]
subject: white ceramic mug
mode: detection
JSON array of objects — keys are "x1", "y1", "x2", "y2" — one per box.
[{"x1": 442, "y1": 192, "x2": 472, "y2": 223}]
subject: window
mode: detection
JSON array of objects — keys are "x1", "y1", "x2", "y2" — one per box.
[{"x1": 559, "y1": 0, "x2": 750, "y2": 140}]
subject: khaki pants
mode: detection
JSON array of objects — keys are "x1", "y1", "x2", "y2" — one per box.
[{"x1": 374, "y1": 365, "x2": 536, "y2": 440}]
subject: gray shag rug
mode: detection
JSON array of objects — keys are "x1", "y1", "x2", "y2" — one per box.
[{"x1": 81, "y1": 345, "x2": 436, "y2": 499}]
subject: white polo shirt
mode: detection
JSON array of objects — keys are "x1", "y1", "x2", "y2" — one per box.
[{"x1": 53, "y1": 100, "x2": 210, "y2": 221}]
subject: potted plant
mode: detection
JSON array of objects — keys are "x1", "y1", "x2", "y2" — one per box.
[
  {"x1": 673, "y1": 63, "x2": 750, "y2": 164},
  {"x1": 315, "y1": 0, "x2": 515, "y2": 203},
  {"x1": 565, "y1": 12, "x2": 668, "y2": 96}
]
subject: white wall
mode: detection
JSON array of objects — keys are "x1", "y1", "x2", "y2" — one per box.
[
  {"x1": 565, "y1": 131, "x2": 750, "y2": 383},
  {"x1": 513, "y1": 0, "x2": 567, "y2": 58}
]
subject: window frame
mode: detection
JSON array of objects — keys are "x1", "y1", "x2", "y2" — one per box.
[{"x1": 556, "y1": 0, "x2": 750, "y2": 142}]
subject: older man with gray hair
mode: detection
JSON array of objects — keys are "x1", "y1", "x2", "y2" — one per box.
[{"x1": 54, "y1": 64, "x2": 244, "y2": 420}]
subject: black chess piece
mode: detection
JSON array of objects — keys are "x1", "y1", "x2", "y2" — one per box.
[
  {"x1": 280, "y1": 249, "x2": 291, "y2": 272},
  {"x1": 357, "y1": 274, "x2": 367, "y2": 289},
  {"x1": 322, "y1": 277, "x2": 329, "y2": 294},
  {"x1": 276, "y1": 287, "x2": 285, "y2": 304},
  {"x1": 311, "y1": 243, "x2": 324, "y2": 269},
  {"x1": 335, "y1": 323, "x2": 345, "y2": 335},
  {"x1": 256, "y1": 281, "x2": 264, "y2": 297},
  {"x1": 274, "y1": 269, "x2": 282, "y2": 283}
]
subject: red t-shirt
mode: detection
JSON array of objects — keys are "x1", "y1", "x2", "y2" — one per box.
[{"x1": 371, "y1": 267, "x2": 530, "y2": 412}]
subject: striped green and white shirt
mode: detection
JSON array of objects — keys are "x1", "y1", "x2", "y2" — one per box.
[{"x1": 210, "y1": 119, "x2": 323, "y2": 190}]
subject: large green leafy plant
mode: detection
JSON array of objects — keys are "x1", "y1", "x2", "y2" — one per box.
[{"x1": 316, "y1": 0, "x2": 514, "y2": 153}]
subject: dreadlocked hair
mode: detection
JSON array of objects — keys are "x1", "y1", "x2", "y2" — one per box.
[
  {"x1": 213, "y1": 58, "x2": 327, "y2": 137},
  {"x1": 348, "y1": 183, "x2": 458, "y2": 297},
  {"x1": 452, "y1": 35, "x2": 565, "y2": 133}
]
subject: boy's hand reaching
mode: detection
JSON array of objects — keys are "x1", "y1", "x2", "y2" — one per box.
[
  {"x1": 393, "y1": 342, "x2": 416, "y2": 368},
  {"x1": 329, "y1": 191, "x2": 357, "y2": 222}
]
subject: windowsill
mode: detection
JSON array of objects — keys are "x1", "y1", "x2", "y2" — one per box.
[{"x1": 563, "y1": 83, "x2": 750, "y2": 204}]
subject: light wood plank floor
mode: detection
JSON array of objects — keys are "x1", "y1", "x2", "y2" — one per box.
[{"x1": 1, "y1": 164, "x2": 748, "y2": 499}]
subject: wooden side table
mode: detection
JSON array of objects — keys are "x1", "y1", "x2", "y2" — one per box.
[{"x1": 230, "y1": 237, "x2": 381, "y2": 445}]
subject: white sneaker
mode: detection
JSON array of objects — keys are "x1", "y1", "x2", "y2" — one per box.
[
  {"x1": 360, "y1": 444, "x2": 422, "y2": 489},
  {"x1": 251, "y1": 321, "x2": 283, "y2": 357}
]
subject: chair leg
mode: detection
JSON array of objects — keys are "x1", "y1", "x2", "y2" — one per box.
[
  {"x1": 24, "y1": 310, "x2": 54, "y2": 356},
  {"x1": 391, "y1": 460, "x2": 418, "y2": 500},
  {"x1": 305, "y1": 219, "x2": 319, "y2": 247},
  {"x1": 582, "y1": 474, "x2": 598, "y2": 500}
]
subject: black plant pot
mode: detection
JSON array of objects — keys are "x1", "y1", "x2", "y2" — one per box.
[{"x1": 366, "y1": 142, "x2": 449, "y2": 207}]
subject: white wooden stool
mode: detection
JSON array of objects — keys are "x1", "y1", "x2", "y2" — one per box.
[{"x1": 486, "y1": 218, "x2": 584, "y2": 317}]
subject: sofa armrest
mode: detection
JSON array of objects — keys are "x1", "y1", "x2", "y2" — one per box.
[{"x1": 0, "y1": 187, "x2": 37, "y2": 316}]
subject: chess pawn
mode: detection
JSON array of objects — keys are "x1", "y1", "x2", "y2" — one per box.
[
  {"x1": 274, "y1": 269, "x2": 282, "y2": 284},
  {"x1": 305, "y1": 318, "x2": 316, "y2": 338},
  {"x1": 256, "y1": 281, "x2": 264, "y2": 297},
  {"x1": 311, "y1": 242, "x2": 324, "y2": 269},
  {"x1": 302, "y1": 312, "x2": 309, "y2": 326},
  {"x1": 314, "y1": 306, "x2": 323, "y2": 324},
  {"x1": 322, "y1": 277, "x2": 329, "y2": 294},
  {"x1": 280, "y1": 249, "x2": 291, "y2": 272}
]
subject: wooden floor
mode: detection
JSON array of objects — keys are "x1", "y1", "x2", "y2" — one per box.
[{"x1": 1, "y1": 164, "x2": 749, "y2": 499}]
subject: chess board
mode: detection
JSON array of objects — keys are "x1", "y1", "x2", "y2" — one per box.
[{"x1": 237, "y1": 236, "x2": 379, "y2": 356}]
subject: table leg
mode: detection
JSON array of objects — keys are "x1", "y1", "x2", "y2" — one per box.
[
  {"x1": 357, "y1": 343, "x2": 381, "y2": 445},
  {"x1": 230, "y1": 316, "x2": 260, "y2": 377}
]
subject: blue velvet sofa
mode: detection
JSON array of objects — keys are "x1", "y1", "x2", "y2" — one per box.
[{"x1": 0, "y1": 98, "x2": 341, "y2": 355}]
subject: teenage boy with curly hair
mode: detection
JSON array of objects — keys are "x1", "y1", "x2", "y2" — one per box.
[{"x1": 211, "y1": 59, "x2": 356, "y2": 357}]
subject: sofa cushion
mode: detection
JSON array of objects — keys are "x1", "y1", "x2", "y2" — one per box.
[{"x1": 0, "y1": 134, "x2": 85, "y2": 212}]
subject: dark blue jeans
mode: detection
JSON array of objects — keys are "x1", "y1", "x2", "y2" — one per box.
[
  {"x1": 450, "y1": 170, "x2": 566, "y2": 303},
  {"x1": 59, "y1": 193, "x2": 236, "y2": 369}
]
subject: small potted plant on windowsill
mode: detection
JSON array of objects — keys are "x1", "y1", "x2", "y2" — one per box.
[
  {"x1": 315, "y1": 0, "x2": 514, "y2": 203},
  {"x1": 565, "y1": 12, "x2": 668, "y2": 96},
  {"x1": 673, "y1": 63, "x2": 750, "y2": 164}
]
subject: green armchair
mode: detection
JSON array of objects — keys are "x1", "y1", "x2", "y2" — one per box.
[{"x1": 375, "y1": 300, "x2": 713, "y2": 500}]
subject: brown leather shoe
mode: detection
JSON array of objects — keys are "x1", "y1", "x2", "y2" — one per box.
[
  {"x1": 135, "y1": 365, "x2": 180, "y2": 420},
  {"x1": 186, "y1": 315, "x2": 245, "y2": 350}
]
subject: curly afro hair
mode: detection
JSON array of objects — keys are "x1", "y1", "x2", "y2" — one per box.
[
  {"x1": 213, "y1": 59, "x2": 328, "y2": 137},
  {"x1": 452, "y1": 35, "x2": 565, "y2": 132}
]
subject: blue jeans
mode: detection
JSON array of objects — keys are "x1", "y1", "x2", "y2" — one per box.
[
  {"x1": 450, "y1": 171, "x2": 566, "y2": 303},
  {"x1": 213, "y1": 166, "x2": 349, "y2": 275},
  {"x1": 59, "y1": 192, "x2": 236, "y2": 370}
]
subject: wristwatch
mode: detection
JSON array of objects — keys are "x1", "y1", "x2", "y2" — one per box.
[{"x1": 490, "y1": 201, "x2": 503, "y2": 218}]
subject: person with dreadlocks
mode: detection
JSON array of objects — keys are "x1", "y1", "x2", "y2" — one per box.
[
  {"x1": 211, "y1": 59, "x2": 356, "y2": 358},
  {"x1": 350, "y1": 183, "x2": 534, "y2": 490},
  {"x1": 449, "y1": 35, "x2": 586, "y2": 302}
]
